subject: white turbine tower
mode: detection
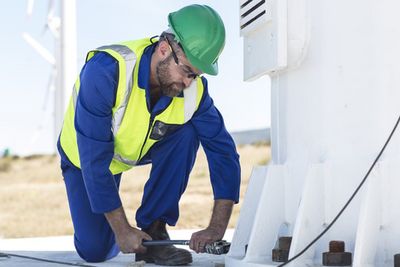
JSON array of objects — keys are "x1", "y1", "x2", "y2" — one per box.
[{"x1": 23, "y1": 0, "x2": 77, "y2": 154}]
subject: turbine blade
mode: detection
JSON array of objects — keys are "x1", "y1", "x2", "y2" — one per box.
[
  {"x1": 22, "y1": 32, "x2": 56, "y2": 66},
  {"x1": 26, "y1": 0, "x2": 34, "y2": 17}
]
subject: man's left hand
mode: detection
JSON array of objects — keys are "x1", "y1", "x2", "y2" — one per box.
[
  {"x1": 190, "y1": 227, "x2": 224, "y2": 253},
  {"x1": 189, "y1": 199, "x2": 234, "y2": 253}
]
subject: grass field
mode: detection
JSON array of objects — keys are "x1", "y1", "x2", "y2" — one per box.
[{"x1": 0, "y1": 144, "x2": 270, "y2": 238}]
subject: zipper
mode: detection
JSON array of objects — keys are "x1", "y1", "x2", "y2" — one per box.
[
  {"x1": 137, "y1": 96, "x2": 173, "y2": 162},
  {"x1": 137, "y1": 115, "x2": 155, "y2": 161}
]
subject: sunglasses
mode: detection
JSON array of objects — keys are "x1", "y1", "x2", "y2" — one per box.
[{"x1": 165, "y1": 37, "x2": 201, "y2": 80}]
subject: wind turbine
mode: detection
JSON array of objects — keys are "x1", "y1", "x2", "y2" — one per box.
[{"x1": 23, "y1": 0, "x2": 77, "y2": 154}]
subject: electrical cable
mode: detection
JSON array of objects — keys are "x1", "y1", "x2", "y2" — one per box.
[
  {"x1": 0, "y1": 252, "x2": 96, "y2": 267},
  {"x1": 277, "y1": 114, "x2": 400, "y2": 267}
]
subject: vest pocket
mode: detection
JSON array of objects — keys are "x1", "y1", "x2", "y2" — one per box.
[{"x1": 150, "y1": 120, "x2": 181, "y2": 140}]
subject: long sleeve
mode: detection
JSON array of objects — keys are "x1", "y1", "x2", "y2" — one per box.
[
  {"x1": 74, "y1": 52, "x2": 122, "y2": 213},
  {"x1": 191, "y1": 78, "x2": 241, "y2": 203}
]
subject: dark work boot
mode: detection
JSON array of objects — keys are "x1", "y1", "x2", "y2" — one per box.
[{"x1": 135, "y1": 220, "x2": 192, "y2": 266}]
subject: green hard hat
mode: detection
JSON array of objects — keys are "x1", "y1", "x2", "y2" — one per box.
[{"x1": 168, "y1": 4, "x2": 226, "y2": 75}]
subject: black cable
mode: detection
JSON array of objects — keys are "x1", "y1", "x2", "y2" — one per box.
[
  {"x1": 277, "y1": 114, "x2": 400, "y2": 267},
  {"x1": 0, "y1": 252, "x2": 97, "y2": 267}
]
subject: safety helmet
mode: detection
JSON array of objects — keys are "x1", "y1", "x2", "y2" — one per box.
[{"x1": 168, "y1": 4, "x2": 226, "y2": 75}]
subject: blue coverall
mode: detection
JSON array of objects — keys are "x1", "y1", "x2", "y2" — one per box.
[{"x1": 58, "y1": 42, "x2": 241, "y2": 262}]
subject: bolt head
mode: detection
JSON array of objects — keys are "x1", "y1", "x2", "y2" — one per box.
[
  {"x1": 329, "y1": 240, "x2": 345, "y2": 253},
  {"x1": 322, "y1": 252, "x2": 352, "y2": 266},
  {"x1": 272, "y1": 248, "x2": 289, "y2": 262},
  {"x1": 279, "y1": 237, "x2": 292, "y2": 250},
  {"x1": 394, "y1": 254, "x2": 400, "y2": 267}
]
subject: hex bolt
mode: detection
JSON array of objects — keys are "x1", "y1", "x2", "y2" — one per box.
[
  {"x1": 329, "y1": 240, "x2": 345, "y2": 253},
  {"x1": 272, "y1": 236, "x2": 292, "y2": 262},
  {"x1": 394, "y1": 253, "x2": 400, "y2": 267},
  {"x1": 322, "y1": 240, "x2": 352, "y2": 266},
  {"x1": 279, "y1": 237, "x2": 292, "y2": 250}
]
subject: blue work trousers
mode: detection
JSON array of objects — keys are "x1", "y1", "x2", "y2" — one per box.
[{"x1": 62, "y1": 123, "x2": 200, "y2": 262}]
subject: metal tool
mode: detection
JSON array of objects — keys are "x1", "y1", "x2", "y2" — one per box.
[
  {"x1": 142, "y1": 240, "x2": 190, "y2": 246},
  {"x1": 142, "y1": 240, "x2": 231, "y2": 255}
]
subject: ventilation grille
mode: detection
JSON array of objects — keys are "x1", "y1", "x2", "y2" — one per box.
[{"x1": 240, "y1": 0, "x2": 269, "y2": 33}]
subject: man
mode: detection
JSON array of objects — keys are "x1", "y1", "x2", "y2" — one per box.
[{"x1": 58, "y1": 4, "x2": 240, "y2": 266}]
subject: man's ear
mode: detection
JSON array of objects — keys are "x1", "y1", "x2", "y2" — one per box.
[{"x1": 157, "y1": 40, "x2": 170, "y2": 58}]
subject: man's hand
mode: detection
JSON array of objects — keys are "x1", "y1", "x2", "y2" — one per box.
[
  {"x1": 189, "y1": 199, "x2": 234, "y2": 253},
  {"x1": 115, "y1": 226, "x2": 151, "y2": 254},
  {"x1": 105, "y1": 206, "x2": 152, "y2": 254},
  {"x1": 190, "y1": 227, "x2": 224, "y2": 253}
]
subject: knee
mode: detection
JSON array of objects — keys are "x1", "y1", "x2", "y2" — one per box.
[{"x1": 74, "y1": 236, "x2": 118, "y2": 262}]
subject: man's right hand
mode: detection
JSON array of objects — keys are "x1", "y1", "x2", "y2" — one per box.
[
  {"x1": 115, "y1": 226, "x2": 152, "y2": 254},
  {"x1": 104, "y1": 206, "x2": 151, "y2": 254}
]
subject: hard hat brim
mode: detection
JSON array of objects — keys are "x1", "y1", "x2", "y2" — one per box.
[{"x1": 184, "y1": 51, "x2": 219, "y2": 76}]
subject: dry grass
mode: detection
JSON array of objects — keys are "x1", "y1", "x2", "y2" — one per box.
[{"x1": 0, "y1": 144, "x2": 270, "y2": 238}]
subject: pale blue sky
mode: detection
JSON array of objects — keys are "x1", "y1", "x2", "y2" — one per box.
[{"x1": 0, "y1": 1, "x2": 270, "y2": 155}]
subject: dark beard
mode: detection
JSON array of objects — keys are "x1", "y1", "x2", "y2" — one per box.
[{"x1": 156, "y1": 55, "x2": 185, "y2": 97}]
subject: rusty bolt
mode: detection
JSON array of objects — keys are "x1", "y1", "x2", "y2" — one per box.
[
  {"x1": 272, "y1": 236, "x2": 292, "y2": 262},
  {"x1": 279, "y1": 237, "x2": 292, "y2": 250},
  {"x1": 329, "y1": 240, "x2": 345, "y2": 253},
  {"x1": 272, "y1": 249, "x2": 289, "y2": 262},
  {"x1": 394, "y1": 254, "x2": 400, "y2": 267},
  {"x1": 322, "y1": 240, "x2": 352, "y2": 266}
]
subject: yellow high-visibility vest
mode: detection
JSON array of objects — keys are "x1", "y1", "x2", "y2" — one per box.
[{"x1": 60, "y1": 38, "x2": 204, "y2": 174}]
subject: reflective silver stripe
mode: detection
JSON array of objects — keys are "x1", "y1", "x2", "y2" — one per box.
[
  {"x1": 183, "y1": 80, "x2": 198, "y2": 122},
  {"x1": 113, "y1": 153, "x2": 137, "y2": 166},
  {"x1": 97, "y1": 45, "x2": 137, "y2": 136},
  {"x1": 72, "y1": 84, "x2": 78, "y2": 109},
  {"x1": 98, "y1": 45, "x2": 138, "y2": 167},
  {"x1": 97, "y1": 45, "x2": 136, "y2": 61}
]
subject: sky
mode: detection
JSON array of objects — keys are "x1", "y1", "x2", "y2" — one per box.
[{"x1": 0, "y1": 1, "x2": 271, "y2": 155}]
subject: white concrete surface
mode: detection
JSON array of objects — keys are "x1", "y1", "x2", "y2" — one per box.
[{"x1": 0, "y1": 229, "x2": 233, "y2": 266}]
